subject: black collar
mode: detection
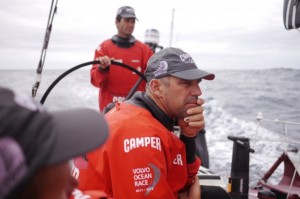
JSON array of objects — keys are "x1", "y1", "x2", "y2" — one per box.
[
  {"x1": 126, "y1": 92, "x2": 175, "y2": 131},
  {"x1": 111, "y1": 35, "x2": 136, "y2": 48}
]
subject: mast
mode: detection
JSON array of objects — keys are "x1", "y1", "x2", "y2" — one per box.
[{"x1": 169, "y1": 9, "x2": 175, "y2": 47}]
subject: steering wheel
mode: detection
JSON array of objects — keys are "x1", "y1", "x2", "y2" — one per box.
[{"x1": 39, "y1": 60, "x2": 147, "y2": 108}]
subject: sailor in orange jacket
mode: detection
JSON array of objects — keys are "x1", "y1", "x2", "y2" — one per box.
[
  {"x1": 90, "y1": 6, "x2": 153, "y2": 111},
  {"x1": 75, "y1": 47, "x2": 215, "y2": 198}
]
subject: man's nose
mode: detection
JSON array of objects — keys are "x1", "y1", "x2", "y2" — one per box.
[{"x1": 192, "y1": 82, "x2": 202, "y2": 96}]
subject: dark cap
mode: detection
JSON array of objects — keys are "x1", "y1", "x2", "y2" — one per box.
[
  {"x1": 0, "y1": 87, "x2": 109, "y2": 199},
  {"x1": 145, "y1": 47, "x2": 215, "y2": 82},
  {"x1": 116, "y1": 6, "x2": 137, "y2": 19}
]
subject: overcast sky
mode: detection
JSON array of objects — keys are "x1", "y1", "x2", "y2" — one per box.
[{"x1": 0, "y1": 0, "x2": 299, "y2": 70}]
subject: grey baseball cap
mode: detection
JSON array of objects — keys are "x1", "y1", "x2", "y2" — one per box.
[
  {"x1": 116, "y1": 6, "x2": 137, "y2": 19},
  {"x1": 0, "y1": 87, "x2": 109, "y2": 199},
  {"x1": 145, "y1": 47, "x2": 215, "y2": 82}
]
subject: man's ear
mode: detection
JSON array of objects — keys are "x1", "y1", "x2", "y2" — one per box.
[
  {"x1": 149, "y1": 79, "x2": 162, "y2": 97},
  {"x1": 115, "y1": 19, "x2": 120, "y2": 28}
]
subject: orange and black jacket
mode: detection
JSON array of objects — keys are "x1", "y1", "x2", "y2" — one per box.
[{"x1": 75, "y1": 92, "x2": 201, "y2": 199}]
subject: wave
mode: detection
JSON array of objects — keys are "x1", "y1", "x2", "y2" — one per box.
[{"x1": 204, "y1": 98, "x2": 286, "y2": 184}]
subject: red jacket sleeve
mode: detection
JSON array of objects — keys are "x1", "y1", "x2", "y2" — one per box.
[
  {"x1": 186, "y1": 157, "x2": 201, "y2": 187},
  {"x1": 90, "y1": 44, "x2": 108, "y2": 88}
]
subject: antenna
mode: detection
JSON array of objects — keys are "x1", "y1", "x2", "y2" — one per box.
[{"x1": 169, "y1": 9, "x2": 175, "y2": 47}]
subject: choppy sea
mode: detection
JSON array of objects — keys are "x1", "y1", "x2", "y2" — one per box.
[{"x1": 0, "y1": 68, "x2": 299, "y2": 186}]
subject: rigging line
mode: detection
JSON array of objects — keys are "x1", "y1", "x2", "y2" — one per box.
[
  {"x1": 251, "y1": 120, "x2": 261, "y2": 149},
  {"x1": 32, "y1": 0, "x2": 59, "y2": 98},
  {"x1": 251, "y1": 112, "x2": 263, "y2": 149},
  {"x1": 40, "y1": 0, "x2": 58, "y2": 71},
  {"x1": 287, "y1": 152, "x2": 300, "y2": 199},
  {"x1": 283, "y1": 122, "x2": 288, "y2": 153}
]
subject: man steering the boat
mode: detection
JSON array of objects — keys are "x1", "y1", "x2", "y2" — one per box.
[
  {"x1": 90, "y1": 5, "x2": 153, "y2": 112},
  {"x1": 75, "y1": 47, "x2": 215, "y2": 198}
]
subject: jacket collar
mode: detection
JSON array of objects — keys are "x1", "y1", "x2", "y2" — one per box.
[{"x1": 127, "y1": 92, "x2": 175, "y2": 131}]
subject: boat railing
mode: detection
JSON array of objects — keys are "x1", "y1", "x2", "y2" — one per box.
[
  {"x1": 252, "y1": 112, "x2": 300, "y2": 153},
  {"x1": 251, "y1": 112, "x2": 300, "y2": 198}
]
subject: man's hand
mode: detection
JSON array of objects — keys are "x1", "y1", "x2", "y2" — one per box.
[
  {"x1": 97, "y1": 56, "x2": 112, "y2": 69},
  {"x1": 178, "y1": 176, "x2": 201, "y2": 199},
  {"x1": 178, "y1": 98, "x2": 205, "y2": 137}
]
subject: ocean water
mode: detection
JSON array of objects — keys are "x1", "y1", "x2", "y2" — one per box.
[{"x1": 0, "y1": 68, "x2": 299, "y2": 186}]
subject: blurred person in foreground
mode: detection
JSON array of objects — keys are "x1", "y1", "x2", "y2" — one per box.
[
  {"x1": 91, "y1": 5, "x2": 153, "y2": 112},
  {"x1": 76, "y1": 47, "x2": 215, "y2": 198},
  {"x1": 0, "y1": 86, "x2": 109, "y2": 199}
]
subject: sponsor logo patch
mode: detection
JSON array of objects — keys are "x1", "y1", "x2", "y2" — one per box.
[
  {"x1": 132, "y1": 164, "x2": 161, "y2": 195},
  {"x1": 124, "y1": 137, "x2": 161, "y2": 153},
  {"x1": 153, "y1": 61, "x2": 168, "y2": 77},
  {"x1": 179, "y1": 53, "x2": 195, "y2": 64}
]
